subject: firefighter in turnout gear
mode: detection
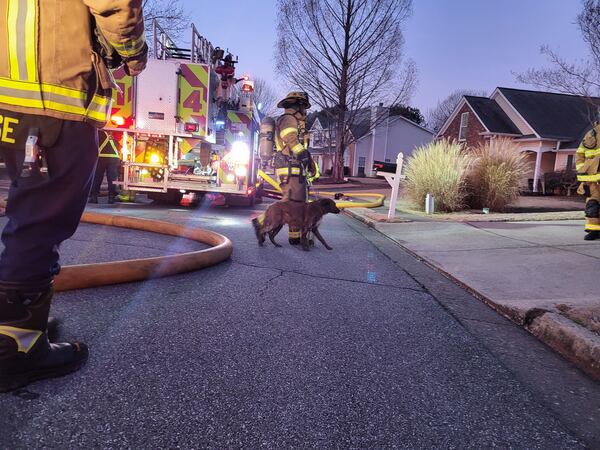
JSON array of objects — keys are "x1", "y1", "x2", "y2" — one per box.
[
  {"x1": 0, "y1": 0, "x2": 147, "y2": 393},
  {"x1": 89, "y1": 130, "x2": 121, "y2": 204},
  {"x1": 577, "y1": 118, "x2": 600, "y2": 240},
  {"x1": 253, "y1": 92, "x2": 319, "y2": 245}
]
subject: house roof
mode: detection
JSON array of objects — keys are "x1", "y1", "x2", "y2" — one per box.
[
  {"x1": 464, "y1": 96, "x2": 521, "y2": 135},
  {"x1": 497, "y1": 87, "x2": 600, "y2": 143}
]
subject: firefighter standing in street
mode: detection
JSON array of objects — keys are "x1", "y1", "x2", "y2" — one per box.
[
  {"x1": 576, "y1": 115, "x2": 600, "y2": 240},
  {"x1": 0, "y1": 0, "x2": 147, "y2": 393},
  {"x1": 253, "y1": 92, "x2": 319, "y2": 245},
  {"x1": 89, "y1": 130, "x2": 121, "y2": 204}
]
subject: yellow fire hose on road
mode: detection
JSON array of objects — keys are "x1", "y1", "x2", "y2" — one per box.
[
  {"x1": 311, "y1": 191, "x2": 385, "y2": 209},
  {"x1": 257, "y1": 169, "x2": 385, "y2": 209},
  {"x1": 0, "y1": 200, "x2": 232, "y2": 292}
]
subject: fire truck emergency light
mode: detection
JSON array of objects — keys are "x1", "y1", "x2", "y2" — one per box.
[
  {"x1": 241, "y1": 83, "x2": 253, "y2": 93},
  {"x1": 111, "y1": 115, "x2": 125, "y2": 126},
  {"x1": 184, "y1": 122, "x2": 199, "y2": 133}
]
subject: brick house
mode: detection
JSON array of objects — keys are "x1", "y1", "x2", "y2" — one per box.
[{"x1": 438, "y1": 87, "x2": 600, "y2": 191}]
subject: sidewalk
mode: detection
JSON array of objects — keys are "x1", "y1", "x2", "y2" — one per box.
[{"x1": 345, "y1": 204, "x2": 600, "y2": 380}]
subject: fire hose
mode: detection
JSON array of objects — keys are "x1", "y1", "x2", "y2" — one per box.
[
  {"x1": 257, "y1": 169, "x2": 385, "y2": 209},
  {"x1": 0, "y1": 200, "x2": 232, "y2": 292}
]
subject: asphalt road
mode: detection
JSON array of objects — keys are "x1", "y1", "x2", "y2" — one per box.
[{"x1": 0, "y1": 198, "x2": 597, "y2": 449}]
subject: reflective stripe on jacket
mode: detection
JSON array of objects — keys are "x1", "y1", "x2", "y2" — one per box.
[
  {"x1": 275, "y1": 113, "x2": 305, "y2": 156},
  {"x1": 99, "y1": 131, "x2": 120, "y2": 158},
  {"x1": 0, "y1": 0, "x2": 146, "y2": 126},
  {"x1": 576, "y1": 125, "x2": 600, "y2": 183}
]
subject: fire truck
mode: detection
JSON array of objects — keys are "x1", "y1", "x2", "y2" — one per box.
[{"x1": 105, "y1": 21, "x2": 260, "y2": 206}]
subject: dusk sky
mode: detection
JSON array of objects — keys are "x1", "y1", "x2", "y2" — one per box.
[{"x1": 180, "y1": 0, "x2": 589, "y2": 114}]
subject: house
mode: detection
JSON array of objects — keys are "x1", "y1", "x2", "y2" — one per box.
[
  {"x1": 307, "y1": 106, "x2": 434, "y2": 177},
  {"x1": 352, "y1": 106, "x2": 434, "y2": 177},
  {"x1": 305, "y1": 114, "x2": 342, "y2": 176},
  {"x1": 437, "y1": 87, "x2": 600, "y2": 192}
]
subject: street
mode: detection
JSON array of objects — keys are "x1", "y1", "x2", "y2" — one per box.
[{"x1": 1, "y1": 196, "x2": 598, "y2": 448}]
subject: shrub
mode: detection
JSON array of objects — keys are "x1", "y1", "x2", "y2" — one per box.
[
  {"x1": 467, "y1": 138, "x2": 529, "y2": 211},
  {"x1": 404, "y1": 139, "x2": 471, "y2": 212}
]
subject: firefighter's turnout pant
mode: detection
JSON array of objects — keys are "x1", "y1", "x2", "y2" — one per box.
[
  {"x1": 0, "y1": 115, "x2": 99, "y2": 282},
  {"x1": 584, "y1": 183, "x2": 600, "y2": 232},
  {"x1": 91, "y1": 157, "x2": 120, "y2": 198},
  {"x1": 275, "y1": 154, "x2": 308, "y2": 244}
]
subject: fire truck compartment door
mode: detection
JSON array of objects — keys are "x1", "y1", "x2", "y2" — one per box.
[{"x1": 135, "y1": 59, "x2": 180, "y2": 134}]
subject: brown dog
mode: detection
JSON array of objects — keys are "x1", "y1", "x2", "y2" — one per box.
[{"x1": 252, "y1": 198, "x2": 341, "y2": 250}]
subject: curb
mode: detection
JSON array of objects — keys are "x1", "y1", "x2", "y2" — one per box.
[
  {"x1": 527, "y1": 313, "x2": 600, "y2": 380},
  {"x1": 344, "y1": 209, "x2": 600, "y2": 381}
]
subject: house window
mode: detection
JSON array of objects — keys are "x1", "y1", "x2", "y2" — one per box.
[
  {"x1": 385, "y1": 158, "x2": 391, "y2": 162},
  {"x1": 458, "y1": 112, "x2": 469, "y2": 141},
  {"x1": 566, "y1": 154, "x2": 574, "y2": 170},
  {"x1": 358, "y1": 156, "x2": 366, "y2": 177}
]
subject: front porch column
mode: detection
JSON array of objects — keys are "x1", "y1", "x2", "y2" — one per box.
[{"x1": 533, "y1": 148, "x2": 543, "y2": 193}]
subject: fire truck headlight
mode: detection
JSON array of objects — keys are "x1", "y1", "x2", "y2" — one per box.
[
  {"x1": 230, "y1": 141, "x2": 249, "y2": 164},
  {"x1": 235, "y1": 166, "x2": 248, "y2": 177},
  {"x1": 149, "y1": 153, "x2": 161, "y2": 164},
  {"x1": 226, "y1": 173, "x2": 235, "y2": 183}
]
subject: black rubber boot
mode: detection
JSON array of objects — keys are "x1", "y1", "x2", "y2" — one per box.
[
  {"x1": 47, "y1": 317, "x2": 59, "y2": 342},
  {"x1": 584, "y1": 230, "x2": 600, "y2": 241},
  {"x1": 0, "y1": 280, "x2": 88, "y2": 393}
]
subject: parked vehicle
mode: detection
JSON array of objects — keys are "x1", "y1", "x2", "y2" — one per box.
[{"x1": 104, "y1": 21, "x2": 260, "y2": 205}]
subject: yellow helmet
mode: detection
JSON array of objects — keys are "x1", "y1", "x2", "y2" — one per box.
[{"x1": 277, "y1": 91, "x2": 311, "y2": 109}]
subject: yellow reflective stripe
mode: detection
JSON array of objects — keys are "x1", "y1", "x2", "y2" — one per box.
[
  {"x1": 275, "y1": 167, "x2": 301, "y2": 176},
  {"x1": 99, "y1": 135, "x2": 119, "y2": 157},
  {"x1": 0, "y1": 325, "x2": 42, "y2": 353},
  {"x1": 109, "y1": 34, "x2": 146, "y2": 58},
  {"x1": 7, "y1": 0, "x2": 38, "y2": 81},
  {"x1": 292, "y1": 143, "x2": 304, "y2": 155},
  {"x1": 308, "y1": 162, "x2": 320, "y2": 182},
  {"x1": 24, "y1": 0, "x2": 37, "y2": 81},
  {"x1": 7, "y1": 0, "x2": 20, "y2": 79},
  {"x1": 576, "y1": 163, "x2": 585, "y2": 171},
  {"x1": 288, "y1": 231, "x2": 302, "y2": 238},
  {"x1": 585, "y1": 223, "x2": 600, "y2": 231},
  {"x1": 280, "y1": 127, "x2": 297, "y2": 138},
  {"x1": 584, "y1": 149, "x2": 600, "y2": 158},
  {"x1": 577, "y1": 146, "x2": 587, "y2": 154},
  {"x1": 0, "y1": 78, "x2": 110, "y2": 122},
  {"x1": 577, "y1": 174, "x2": 600, "y2": 182}
]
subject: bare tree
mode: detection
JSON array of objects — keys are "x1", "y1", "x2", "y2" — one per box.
[
  {"x1": 253, "y1": 78, "x2": 279, "y2": 116},
  {"x1": 275, "y1": 0, "x2": 416, "y2": 181},
  {"x1": 427, "y1": 89, "x2": 487, "y2": 134},
  {"x1": 143, "y1": 0, "x2": 189, "y2": 50},
  {"x1": 516, "y1": 0, "x2": 600, "y2": 97}
]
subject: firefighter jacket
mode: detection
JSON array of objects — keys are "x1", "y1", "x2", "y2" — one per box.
[
  {"x1": 0, "y1": 0, "x2": 147, "y2": 127},
  {"x1": 98, "y1": 130, "x2": 120, "y2": 158},
  {"x1": 576, "y1": 123, "x2": 600, "y2": 183},
  {"x1": 275, "y1": 112, "x2": 307, "y2": 157}
]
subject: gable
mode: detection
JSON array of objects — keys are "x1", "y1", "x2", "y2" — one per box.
[{"x1": 498, "y1": 87, "x2": 600, "y2": 141}]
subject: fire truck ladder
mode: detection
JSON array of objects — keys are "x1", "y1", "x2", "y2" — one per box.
[{"x1": 153, "y1": 20, "x2": 214, "y2": 63}]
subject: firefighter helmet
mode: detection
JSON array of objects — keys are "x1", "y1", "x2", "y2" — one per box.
[{"x1": 277, "y1": 91, "x2": 311, "y2": 109}]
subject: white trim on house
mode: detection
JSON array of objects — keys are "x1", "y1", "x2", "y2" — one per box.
[
  {"x1": 490, "y1": 88, "x2": 541, "y2": 139},
  {"x1": 437, "y1": 98, "x2": 468, "y2": 136},
  {"x1": 479, "y1": 131, "x2": 522, "y2": 137},
  {"x1": 463, "y1": 98, "x2": 491, "y2": 134},
  {"x1": 355, "y1": 115, "x2": 433, "y2": 144},
  {"x1": 309, "y1": 117, "x2": 323, "y2": 132}
]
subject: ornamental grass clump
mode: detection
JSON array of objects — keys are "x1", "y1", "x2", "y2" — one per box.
[
  {"x1": 404, "y1": 139, "x2": 471, "y2": 212},
  {"x1": 467, "y1": 138, "x2": 529, "y2": 212}
]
